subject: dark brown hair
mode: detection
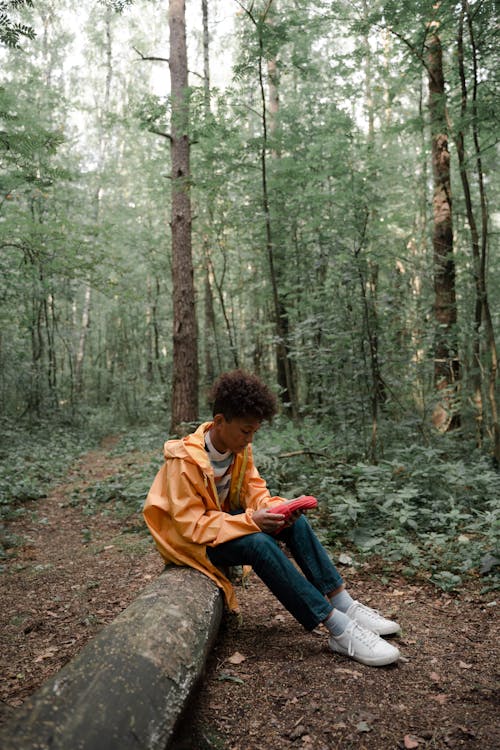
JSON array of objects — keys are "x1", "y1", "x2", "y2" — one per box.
[{"x1": 210, "y1": 370, "x2": 277, "y2": 422}]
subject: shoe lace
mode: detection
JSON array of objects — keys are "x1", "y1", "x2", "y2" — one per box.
[
  {"x1": 353, "y1": 602, "x2": 382, "y2": 622},
  {"x1": 345, "y1": 621, "x2": 379, "y2": 657}
]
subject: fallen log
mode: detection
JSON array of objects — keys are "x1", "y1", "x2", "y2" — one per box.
[{"x1": 0, "y1": 566, "x2": 223, "y2": 750}]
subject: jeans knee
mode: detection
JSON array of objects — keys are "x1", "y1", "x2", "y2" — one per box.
[
  {"x1": 283, "y1": 514, "x2": 311, "y2": 541},
  {"x1": 247, "y1": 531, "x2": 279, "y2": 565},
  {"x1": 293, "y1": 515, "x2": 309, "y2": 532}
]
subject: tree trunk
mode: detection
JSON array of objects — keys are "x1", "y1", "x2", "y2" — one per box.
[
  {"x1": 42, "y1": 275, "x2": 58, "y2": 408},
  {"x1": 201, "y1": 0, "x2": 216, "y2": 389},
  {"x1": 266, "y1": 51, "x2": 295, "y2": 409},
  {"x1": 75, "y1": 283, "x2": 92, "y2": 395},
  {"x1": 360, "y1": 3, "x2": 386, "y2": 460},
  {"x1": 169, "y1": 0, "x2": 198, "y2": 431},
  {"x1": 457, "y1": 1, "x2": 499, "y2": 464},
  {"x1": 75, "y1": 12, "x2": 113, "y2": 402},
  {"x1": 258, "y1": 9, "x2": 296, "y2": 415},
  {"x1": 428, "y1": 31, "x2": 460, "y2": 432}
]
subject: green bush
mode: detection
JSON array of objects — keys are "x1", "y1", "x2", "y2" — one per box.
[{"x1": 253, "y1": 421, "x2": 500, "y2": 591}]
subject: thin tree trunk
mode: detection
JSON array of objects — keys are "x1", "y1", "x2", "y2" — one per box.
[
  {"x1": 75, "y1": 12, "x2": 114, "y2": 401},
  {"x1": 29, "y1": 290, "x2": 43, "y2": 418},
  {"x1": 201, "y1": 0, "x2": 216, "y2": 387},
  {"x1": 75, "y1": 283, "x2": 92, "y2": 395},
  {"x1": 240, "y1": 0, "x2": 295, "y2": 412},
  {"x1": 457, "y1": 1, "x2": 499, "y2": 464},
  {"x1": 360, "y1": 1, "x2": 386, "y2": 460},
  {"x1": 206, "y1": 249, "x2": 238, "y2": 369},
  {"x1": 43, "y1": 292, "x2": 57, "y2": 406},
  {"x1": 146, "y1": 275, "x2": 154, "y2": 383},
  {"x1": 428, "y1": 31, "x2": 460, "y2": 431},
  {"x1": 266, "y1": 50, "x2": 296, "y2": 409},
  {"x1": 255, "y1": 4, "x2": 296, "y2": 415},
  {"x1": 169, "y1": 0, "x2": 198, "y2": 431}
]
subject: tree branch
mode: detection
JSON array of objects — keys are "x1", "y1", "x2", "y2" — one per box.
[
  {"x1": 278, "y1": 450, "x2": 328, "y2": 459},
  {"x1": 133, "y1": 46, "x2": 169, "y2": 64},
  {"x1": 148, "y1": 127, "x2": 172, "y2": 142},
  {"x1": 133, "y1": 46, "x2": 204, "y2": 81}
]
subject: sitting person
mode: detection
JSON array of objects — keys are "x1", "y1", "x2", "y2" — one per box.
[{"x1": 144, "y1": 369, "x2": 401, "y2": 667}]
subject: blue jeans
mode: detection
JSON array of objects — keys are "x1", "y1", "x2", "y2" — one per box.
[{"x1": 206, "y1": 515, "x2": 343, "y2": 630}]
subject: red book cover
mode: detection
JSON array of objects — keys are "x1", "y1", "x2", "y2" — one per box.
[{"x1": 271, "y1": 495, "x2": 318, "y2": 520}]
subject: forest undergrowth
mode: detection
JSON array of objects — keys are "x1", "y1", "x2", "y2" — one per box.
[
  {"x1": 0, "y1": 416, "x2": 499, "y2": 749},
  {"x1": 1, "y1": 415, "x2": 498, "y2": 594}
]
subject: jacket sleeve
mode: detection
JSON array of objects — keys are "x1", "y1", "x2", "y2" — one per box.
[
  {"x1": 241, "y1": 446, "x2": 287, "y2": 511},
  {"x1": 163, "y1": 461, "x2": 261, "y2": 546}
]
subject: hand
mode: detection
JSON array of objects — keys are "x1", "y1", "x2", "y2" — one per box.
[
  {"x1": 285, "y1": 509, "x2": 303, "y2": 526},
  {"x1": 252, "y1": 508, "x2": 286, "y2": 533},
  {"x1": 282, "y1": 497, "x2": 309, "y2": 527}
]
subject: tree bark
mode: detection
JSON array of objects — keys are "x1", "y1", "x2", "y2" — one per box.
[
  {"x1": 169, "y1": 0, "x2": 198, "y2": 431},
  {"x1": 457, "y1": 1, "x2": 499, "y2": 465},
  {"x1": 201, "y1": 0, "x2": 216, "y2": 388},
  {"x1": 428, "y1": 31, "x2": 460, "y2": 431},
  {"x1": 0, "y1": 568, "x2": 223, "y2": 750},
  {"x1": 258, "y1": 6, "x2": 296, "y2": 415}
]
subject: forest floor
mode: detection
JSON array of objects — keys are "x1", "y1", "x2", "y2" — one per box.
[{"x1": 0, "y1": 440, "x2": 498, "y2": 750}]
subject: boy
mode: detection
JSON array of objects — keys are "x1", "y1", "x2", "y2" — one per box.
[{"x1": 144, "y1": 370, "x2": 400, "y2": 667}]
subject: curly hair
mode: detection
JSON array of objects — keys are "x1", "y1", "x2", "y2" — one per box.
[{"x1": 210, "y1": 370, "x2": 277, "y2": 422}]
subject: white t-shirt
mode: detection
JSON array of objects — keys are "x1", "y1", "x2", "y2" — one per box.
[{"x1": 204, "y1": 430, "x2": 234, "y2": 506}]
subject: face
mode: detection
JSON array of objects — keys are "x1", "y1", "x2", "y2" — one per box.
[{"x1": 209, "y1": 414, "x2": 261, "y2": 454}]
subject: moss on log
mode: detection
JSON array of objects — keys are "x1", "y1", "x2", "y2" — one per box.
[{"x1": 0, "y1": 567, "x2": 223, "y2": 750}]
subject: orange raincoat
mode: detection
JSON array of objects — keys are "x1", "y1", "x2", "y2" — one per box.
[{"x1": 143, "y1": 422, "x2": 286, "y2": 611}]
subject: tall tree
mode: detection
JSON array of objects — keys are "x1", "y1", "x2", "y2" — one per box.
[
  {"x1": 75, "y1": 9, "x2": 114, "y2": 396},
  {"x1": 240, "y1": 0, "x2": 297, "y2": 414},
  {"x1": 427, "y1": 27, "x2": 460, "y2": 431},
  {"x1": 456, "y1": 0, "x2": 499, "y2": 463},
  {"x1": 200, "y1": 0, "x2": 217, "y2": 388},
  {"x1": 169, "y1": 0, "x2": 198, "y2": 430}
]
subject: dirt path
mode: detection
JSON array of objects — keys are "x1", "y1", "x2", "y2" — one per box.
[
  {"x1": 0, "y1": 438, "x2": 163, "y2": 720},
  {"x1": 1, "y1": 443, "x2": 498, "y2": 749}
]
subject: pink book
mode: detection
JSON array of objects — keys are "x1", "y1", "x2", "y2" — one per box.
[{"x1": 271, "y1": 495, "x2": 318, "y2": 520}]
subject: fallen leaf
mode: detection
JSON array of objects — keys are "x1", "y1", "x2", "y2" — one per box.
[
  {"x1": 227, "y1": 651, "x2": 246, "y2": 665},
  {"x1": 34, "y1": 646, "x2": 58, "y2": 663},
  {"x1": 333, "y1": 667, "x2": 362, "y2": 678},
  {"x1": 459, "y1": 661, "x2": 472, "y2": 669},
  {"x1": 338, "y1": 553, "x2": 354, "y2": 565},
  {"x1": 404, "y1": 735, "x2": 419, "y2": 749},
  {"x1": 217, "y1": 672, "x2": 245, "y2": 685},
  {"x1": 356, "y1": 721, "x2": 371, "y2": 733},
  {"x1": 458, "y1": 726, "x2": 476, "y2": 737},
  {"x1": 430, "y1": 671, "x2": 441, "y2": 682},
  {"x1": 432, "y1": 694, "x2": 449, "y2": 705}
]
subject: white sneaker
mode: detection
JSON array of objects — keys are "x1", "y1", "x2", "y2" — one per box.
[
  {"x1": 329, "y1": 621, "x2": 400, "y2": 667},
  {"x1": 346, "y1": 600, "x2": 401, "y2": 636}
]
